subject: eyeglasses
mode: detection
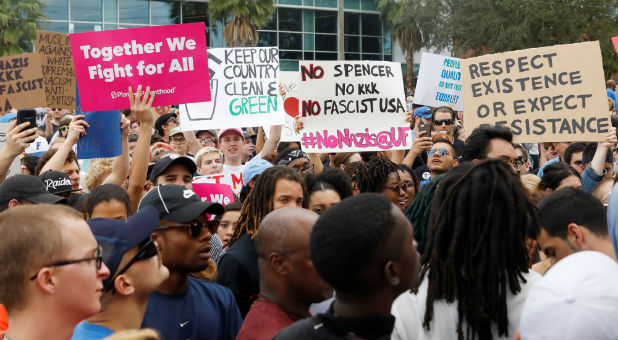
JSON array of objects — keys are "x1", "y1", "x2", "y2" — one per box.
[
  {"x1": 104, "y1": 238, "x2": 158, "y2": 292},
  {"x1": 156, "y1": 220, "x2": 220, "y2": 238},
  {"x1": 59, "y1": 125, "x2": 69, "y2": 132},
  {"x1": 165, "y1": 117, "x2": 178, "y2": 125},
  {"x1": 170, "y1": 137, "x2": 186, "y2": 144},
  {"x1": 50, "y1": 108, "x2": 62, "y2": 111},
  {"x1": 433, "y1": 119, "x2": 454, "y2": 126},
  {"x1": 428, "y1": 148, "x2": 451, "y2": 157},
  {"x1": 30, "y1": 246, "x2": 103, "y2": 280},
  {"x1": 199, "y1": 137, "x2": 214, "y2": 144},
  {"x1": 384, "y1": 182, "x2": 409, "y2": 193},
  {"x1": 291, "y1": 163, "x2": 314, "y2": 174}
]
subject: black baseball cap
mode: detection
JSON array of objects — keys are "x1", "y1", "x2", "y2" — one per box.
[
  {"x1": 0, "y1": 174, "x2": 64, "y2": 204},
  {"x1": 149, "y1": 154, "x2": 197, "y2": 183},
  {"x1": 87, "y1": 205, "x2": 160, "y2": 288},
  {"x1": 138, "y1": 184, "x2": 224, "y2": 222},
  {"x1": 154, "y1": 113, "x2": 177, "y2": 134},
  {"x1": 39, "y1": 170, "x2": 75, "y2": 195}
]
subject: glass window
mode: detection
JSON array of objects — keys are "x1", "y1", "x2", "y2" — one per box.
[
  {"x1": 71, "y1": 23, "x2": 102, "y2": 33},
  {"x1": 182, "y1": 2, "x2": 208, "y2": 24},
  {"x1": 360, "y1": 0, "x2": 377, "y2": 11},
  {"x1": 344, "y1": 0, "x2": 360, "y2": 10},
  {"x1": 384, "y1": 55, "x2": 392, "y2": 61},
  {"x1": 303, "y1": 9, "x2": 314, "y2": 32},
  {"x1": 279, "y1": 8, "x2": 302, "y2": 31},
  {"x1": 345, "y1": 53, "x2": 360, "y2": 60},
  {"x1": 210, "y1": 29, "x2": 224, "y2": 48},
  {"x1": 281, "y1": 60, "x2": 299, "y2": 71},
  {"x1": 345, "y1": 35, "x2": 359, "y2": 52},
  {"x1": 362, "y1": 54, "x2": 382, "y2": 60},
  {"x1": 104, "y1": 23, "x2": 118, "y2": 30},
  {"x1": 70, "y1": 0, "x2": 102, "y2": 22},
  {"x1": 304, "y1": 33, "x2": 314, "y2": 50},
  {"x1": 279, "y1": 32, "x2": 302, "y2": 50},
  {"x1": 315, "y1": 34, "x2": 336, "y2": 51},
  {"x1": 315, "y1": 52, "x2": 337, "y2": 60},
  {"x1": 119, "y1": 0, "x2": 149, "y2": 24},
  {"x1": 41, "y1": 21, "x2": 68, "y2": 33},
  {"x1": 344, "y1": 12, "x2": 359, "y2": 34},
  {"x1": 315, "y1": 10, "x2": 336, "y2": 33},
  {"x1": 362, "y1": 36, "x2": 380, "y2": 53},
  {"x1": 257, "y1": 31, "x2": 277, "y2": 47},
  {"x1": 315, "y1": 0, "x2": 337, "y2": 8},
  {"x1": 151, "y1": 1, "x2": 180, "y2": 25},
  {"x1": 280, "y1": 51, "x2": 303, "y2": 60},
  {"x1": 383, "y1": 35, "x2": 392, "y2": 54},
  {"x1": 279, "y1": 0, "x2": 302, "y2": 4},
  {"x1": 304, "y1": 51, "x2": 314, "y2": 60},
  {"x1": 303, "y1": 0, "x2": 314, "y2": 5},
  {"x1": 103, "y1": 0, "x2": 117, "y2": 22},
  {"x1": 262, "y1": 11, "x2": 277, "y2": 31},
  {"x1": 45, "y1": 0, "x2": 68, "y2": 20},
  {"x1": 361, "y1": 14, "x2": 380, "y2": 36}
]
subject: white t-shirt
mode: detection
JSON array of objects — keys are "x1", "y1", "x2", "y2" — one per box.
[
  {"x1": 391, "y1": 270, "x2": 541, "y2": 340},
  {"x1": 196, "y1": 153, "x2": 263, "y2": 195}
]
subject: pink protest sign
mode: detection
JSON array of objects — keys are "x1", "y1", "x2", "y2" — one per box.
[
  {"x1": 192, "y1": 182, "x2": 235, "y2": 206},
  {"x1": 69, "y1": 23, "x2": 210, "y2": 111},
  {"x1": 612, "y1": 36, "x2": 618, "y2": 55}
]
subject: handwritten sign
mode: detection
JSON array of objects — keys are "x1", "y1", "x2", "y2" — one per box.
[
  {"x1": 462, "y1": 41, "x2": 610, "y2": 143},
  {"x1": 298, "y1": 60, "x2": 411, "y2": 152},
  {"x1": 193, "y1": 172, "x2": 243, "y2": 196},
  {"x1": 192, "y1": 182, "x2": 235, "y2": 206},
  {"x1": 413, "y1": 52, "x2": 463, "y2": 110},
  {"x1": 179, "y1": 46, "x2": 284, "y2": 130},
  {"x1": 0, "y1": 53, "x2": 46, "y2": 112},
  {"x1": 69, "y1": 23, "x2": 210, "y2": 111},
  {"x1": 279, "y1": 71, "x2": 301, "y2": 142},
  {"x1": 37, "y1": 31, "x2": 76, "y2": 110},
  {"x1": 0, "y1": 123, "x2": 23, "y2": 177}
]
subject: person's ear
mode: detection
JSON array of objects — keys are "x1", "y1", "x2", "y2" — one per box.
[
  {"x1": 383, "y1": 261, "x2": 400, "y2": 287},
  {"x1": 270, "y1": 253, "x2": 288, "y2": 275},
  {"x1": 453, "y1": 158, "x2": 459, "y2": 166},
  {"x1": 567, "y1": 223, "x2": 584, "y2": 247},
  {"x1": 114, "y1": 275, "x2": 135, "y2": 296},
  {"x1": 146, "y1": 181, "x2": 155, "y2": 190},
  {"x1": 8, "y1": 199, "x2": 20, "y2": 209},
  {"x1": 34, "y1": 267, "x2": 58, "y2": 294},
  {"x1": 151, "y1": 232, "x2": 163, "y2": 252}
]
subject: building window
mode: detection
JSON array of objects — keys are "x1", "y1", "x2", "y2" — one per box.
[{"x1": 119, "y1": 0, "x2": 149, "y2": 25}]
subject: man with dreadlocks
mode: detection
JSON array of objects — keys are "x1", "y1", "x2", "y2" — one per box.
[
  {"x1": 392, "y1": 160, "x2": 541, "y2": 340},
  {"x1": 356, "y1": 157, "x2": 408, "y2": 211},
  {"x1": 216, "y1": 166, "x2": 307, "y2": 317}
]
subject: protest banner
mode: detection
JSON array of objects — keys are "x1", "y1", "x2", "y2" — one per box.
[
  {"x1": 36, "y1": 31, "x2": 76, "y2": 110},
  {"x1": 462, "y1": 41, "x2": 610, "y2": 143},
  {"x1": 69, "y1": 23, "x2": 210, "y2": 111},
  {"x1": 193, "y1": 172, "x2": 243, "y2": 196},
  {"x1": 0, "y1": 123, "x2": 22, "y2": 177},
  {"x1": 279, "y1": 71, "x2": 301, "y2": 142},
  {"x1": 74, "y1": 86, "x2": 122, "y2": 159},
  {"x1": 413, "y1": 52, "x2": 463, "y2": 111},
  {"x1": 0, "y1": 53, "x2": 46, "y2": 112},
  {"x1": 179, "y1": 46, "x2": 284, "y2": 130},
  {"x1": 612, "y1": 36, "x2": 618, "y2": 55},
  {"x1": 298, "y1": 60, "x2": 411, "y2": 152},
  {"x1": 192, "y1": 182, "x2": 235, "y2": 206}
]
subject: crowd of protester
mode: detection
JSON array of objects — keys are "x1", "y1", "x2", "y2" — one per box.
[{"x1": 0, "y1": 80, "x2": 617, "y2": 340}]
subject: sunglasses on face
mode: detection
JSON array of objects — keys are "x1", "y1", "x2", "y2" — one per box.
[
  {"x1": 50, "y1": 108, "x2": 62, "y2": 111},
  {"x1": 59, "y1": 125, "x2": 69, "y2": 132},
  {"x1": 428, "y1": 148, "x2": 451, "y2": 157},
  {"x1": 105, "y1": 238, "x2": 158, "y2": 292},
  {"x1": 156, "y1": 220, "x2": 220, "y2": 238},
  {"x1": 30, "y1": 246, "x2": 103, "y2": 280},
  {"x1": 433, "y1": 119, "x2": 454, "y2": 126}
]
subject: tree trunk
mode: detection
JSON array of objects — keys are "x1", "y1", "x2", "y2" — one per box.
[{"x1": 406, "y1": 46, "x2": 415, "y2": 93}]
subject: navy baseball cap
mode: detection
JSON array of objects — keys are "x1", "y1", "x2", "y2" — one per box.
[
  {"x1": 413, "y1": 106, "x2": 432, "y2": 119},
  {"x1": 0, "y1": 174, "x2": 64, "y2": 204},
  {"x1": 39, "y1": 170, "x2": 75, "y2": 195},
  {"x1": 138, "y1": 184, "x2": 224, "y2": 222},
  {"x1": 87, "y1": 205, "x2": 159, "y2": 288},
  {"x1": 149, "y1": 154, "x2": 197, "y2": 183}
]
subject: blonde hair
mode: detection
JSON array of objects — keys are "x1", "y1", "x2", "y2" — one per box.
[
  {"x1": 195, "y1": 147, "x2": 223, "y2": 167},
  {"x1": 520, "y1": 174, "x2": 546, "y2": 204},
  {"x1": 86, "y1": 158, "x2": 114, "y2": 191}
]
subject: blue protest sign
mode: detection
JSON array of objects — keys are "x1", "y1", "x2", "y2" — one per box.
[{"x1": 75, "y1": 86, "x2": 122, "y2": 159}]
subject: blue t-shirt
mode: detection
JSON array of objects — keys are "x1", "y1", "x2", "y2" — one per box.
[
  {"x1": 607, "y1": 88, "x2": 618, "y2": 110},
  {"x1": 71, "y1": 321, "x2": 114, "y2": 340},
  {"x1": 142, "y1": 276, "x2": 242, "y2": 340}
]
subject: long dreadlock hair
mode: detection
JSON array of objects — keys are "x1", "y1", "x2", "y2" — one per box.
[
  {"x1": 420, "y1": 159, "x2": 537, "y2": 340},
  {"x1": 229, "y1": 166, "x2": 308, "y2": 245},
  {"x1": 356, "y1": 157, "x2": 400, "y2": 193},
  {"x1": 404, "y1": 174, "x2": 445, "y2": 255}
]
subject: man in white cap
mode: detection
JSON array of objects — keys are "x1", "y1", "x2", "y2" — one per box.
[
  {"x1": 168, "y1": 126, "x2": 194, "y2": 161},
  {"x1": 518, "y1": 251, "x2": 618, "y2": 340}
]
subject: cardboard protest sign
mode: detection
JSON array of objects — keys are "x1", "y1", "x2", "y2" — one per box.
[
  {"x1": 70, "y1": 23, "x2": 210, "y2": 111},
  {"x1": 76, "y1": 110, "x2": 122, "y2": 159},
  {"x1": 0, "y1": 123, "x2": 22, "y2": 177},
  {"x1": 193, "y1": 172, "x2": 243, "y2": 196},
  {"x1": 179, "y1": 47, "x2": 284, "y2": 130},
  {"x1": 413, "y1": 52, "x2": 463, "y2": 111},
  {"x1": 192, "y1": 182, "x2": 235, "y2": 206},
  {"x1": 462, "y1": 41, "x2": 610, "y2": 143},
  {"x1": 279, "y1": 71, "x2": 301, "y2": 142},
  {"x1": 0, "y1": 53, "x2": 46, "y2": 112},
  {"x1": 37, "y1": 31, "x2": 76, "y2": 110},
  {"x1": 612, "y1": 36, "x2": 618, "y2": 55},
  {"x1": 298, "y1": 61, "x2": 411, "y2": 152}
]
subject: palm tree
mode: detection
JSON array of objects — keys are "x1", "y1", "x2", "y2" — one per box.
[
  {"x1": 209, "y1": 0, "x2": 275, "y2": 47},
  {"x1": 0, "y1": 0, "x2": 46, "y2": 56}
]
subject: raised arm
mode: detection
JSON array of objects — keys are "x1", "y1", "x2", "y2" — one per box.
[
  {"x1": 39, "y1": 115, "x2": 88, "y2": 174},
  {"x1": 102, "y1": 115, "x2": 131, "y2": 187},
  {"x1": 0, "y1": 122, "x2": 38, "y2": 182}
]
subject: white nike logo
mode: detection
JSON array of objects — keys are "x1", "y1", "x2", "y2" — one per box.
[{"x1": 180, "y1": 320, "x2": 190, "y2": 327}]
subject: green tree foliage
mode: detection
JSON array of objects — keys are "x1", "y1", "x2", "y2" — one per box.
[
  {"x1": 209, "y1": 0, "x2": 275, "y2": 47},
  {"x1": 0, "y1": 0, "x2": 45, "y2": 56}
]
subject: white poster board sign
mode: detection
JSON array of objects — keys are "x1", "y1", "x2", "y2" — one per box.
[
  {"x1": 279, "y1": 71, "x2": 301, "y2": 142},
  {"x1": 0, "y1": 123, "x2": 23, "y2": 178},
  {"x1": 413, "y1": 52, "x2": 463, "y2": 110},
  {"x1": 179, "y1": 47, "x2": 284, "y2": 130},
  {"x1": 298, "y1": 61, "x2": 411, "y2": 152}
]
